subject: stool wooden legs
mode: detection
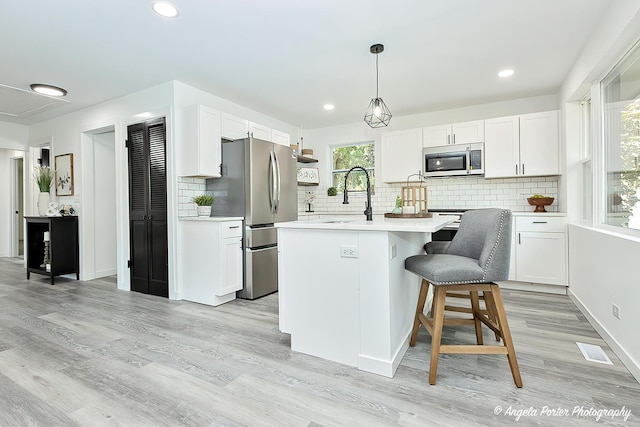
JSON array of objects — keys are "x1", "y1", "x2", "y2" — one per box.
[
  {"x1": 410, "y1": 281, "x2": 523, "y2": 387},
  {"x1": 485, "y1": 286, "x2": 523, "y2": 387},
  {"x1": 410, "y1": 278, "x2": 430, "y2": 347}
]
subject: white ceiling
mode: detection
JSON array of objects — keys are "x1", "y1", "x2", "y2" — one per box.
[{"x1": 0, "y1": 0, "x2": 611, "y2": 129}]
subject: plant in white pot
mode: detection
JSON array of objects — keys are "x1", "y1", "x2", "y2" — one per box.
[
  {"x1": 193, "y1": 194, "x2": 214, "y2": 217},
  {"x1": 34, "y1": 166, "x2": 54, "y2": 216}
]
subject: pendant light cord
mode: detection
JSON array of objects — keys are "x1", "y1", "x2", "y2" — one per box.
[{"x1": 375, "y1": 53, "x2": 379, "y2": 99}]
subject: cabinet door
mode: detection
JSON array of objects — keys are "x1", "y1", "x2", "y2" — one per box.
[
  {"x1": 271, "y1": 129, "x2": 291, "y2": 146},
  {"x1": 220, "y1": 237, "x2": 243, "y2": 295},
  {"x1": 519, "y1": 110, "x2": 559, "y2": 176},
  {"x1": 249, "y1": 122, "x2": 271, "y2": 141},
  {"x1": 484, "y1": 115, "x2": 520, "y2": 178},
  {"x1": 423, "y1": 125, "x2": 452, "y2": 147},
  {"x1": 178, "y1": 105, "x2": 221, "y2": 177},
  {"x1": 221, "y1": 113, "x2": 249, "y2": 140},
  {"x1": 515, "y1": 231, "x2": 566, "y2": 285},
  {"x1": 197, "y1": 107, "x2": 221, "y2": 177},
  {"x1": 452, "y1": 120, "x2": 484, "y2": 144},
  {"x1": 380, "y1": 128, "x2": 422, "y2": 182}
]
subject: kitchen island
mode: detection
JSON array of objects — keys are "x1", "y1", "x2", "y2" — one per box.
[{"x1": 276, "y1": 215, "x2": 454, "y2": 377}]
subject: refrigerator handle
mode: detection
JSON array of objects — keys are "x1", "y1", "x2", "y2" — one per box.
[
  {"x1": 274, "y1": 150, "x2": 281, "y2": 213},
  {"x1": 269, "y1": 151, "x2": 277, "y2": 214}
]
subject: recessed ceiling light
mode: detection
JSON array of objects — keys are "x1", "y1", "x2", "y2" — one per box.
[
  {"x1": 30, "y1": 84, "x2": 67, "y2": 97},
  {"x1": 498, "y1": 69, "x2": 515, "y2": 78},
  {"x1": 152, "y1": 2, "x2": 179, "y2": 18},
  {"x1": 323, "y1": 104, "x2": 335, "y2": 110}
]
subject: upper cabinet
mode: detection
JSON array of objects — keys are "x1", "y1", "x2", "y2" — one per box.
[
  {"x1": 221, "y1": 113, "x2": 249, "y2": 140},
  {"x1": 271, "y1": 129, "x2": 291, "y2": 146},
  {"x1": 249, "y1": 122, "x2": 271, "y2": 141},
  {"x1": 221, "y1": 112, "x2": 290, "y2": 146},
  {"x1": 485, "y1": 110, "x2": 559, "y2": 178},
  {"x1": 423, "y1": 120, "x2": 484, "y2": 147},
  {"x1": 178, "y1": 104, "x2": 221, "y2": 178},
  {"x1": 380, "y1": 128, "x2": 423, "y2": 183}
]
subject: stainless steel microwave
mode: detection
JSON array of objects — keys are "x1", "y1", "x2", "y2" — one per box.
[{"x1": 422, "y1": 142, "x2": 484, "y2": 177}]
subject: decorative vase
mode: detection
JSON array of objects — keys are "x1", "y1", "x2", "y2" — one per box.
[
  {"x1": 38, "y1": 192, "x2": 50, "y2": 216},
  {"x1": 197, "y1": 206, "x2": 212, "y2": 217}
]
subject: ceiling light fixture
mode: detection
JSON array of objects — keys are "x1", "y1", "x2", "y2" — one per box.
[
  {"x1": 30, "y1": 84, "x2": 67, "y2": 97},
  {"x1": 498, "y1": 69, "x2": 514, "y2": 78},
  {"x1": 323, "y1": 104, "x2": 335, "y2": 110},
  {"x1": 152, "y1": 1, "x2": 180, "y2": 18},
  {"x1": 364, "y1": 44, "x2": 392, "y2": 128}
]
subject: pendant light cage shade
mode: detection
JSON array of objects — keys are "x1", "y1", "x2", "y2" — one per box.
[
  {"x1": 364, "y1": 43, "x2": 391, "y2": 128},
  {"x1": 364, "y1": 98, "x2": 392, "y2": 128}
]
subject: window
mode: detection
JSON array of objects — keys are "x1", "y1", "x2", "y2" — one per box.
[
  {"x1": 601, "y1": 40, "x2": 640, "y2": 231},
  {"x1": 580, "y1": 98, "x2": 593, "y2": 221},
  {"x1": 331, "y1": 142, "x2": 375, "y2": 193}
]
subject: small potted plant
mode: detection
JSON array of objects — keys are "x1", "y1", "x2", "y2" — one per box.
[
  {"x1": 327, "y1": 187, "x2": 337, "y2": 196},
  {"x1": 193, "y1": 194, "x2": 214, "y2": 216},
  {"x1": 34, "y1": 166, "x2": 54, "y2": 216}
]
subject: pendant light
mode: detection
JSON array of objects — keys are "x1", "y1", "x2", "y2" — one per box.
[{"x1": 364, "y1": 43, "x2": 392, "y2": 128}]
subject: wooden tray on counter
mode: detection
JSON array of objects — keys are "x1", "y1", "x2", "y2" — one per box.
[{"x1": 384, "y1": 212, "x2": 433, "y2": 218}]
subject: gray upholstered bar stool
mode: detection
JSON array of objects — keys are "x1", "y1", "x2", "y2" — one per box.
[{"x1": 405, "y1": 208, "x2": 522, "y2": 387}]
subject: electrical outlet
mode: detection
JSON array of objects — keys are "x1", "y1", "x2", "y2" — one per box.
[
  {"x1": 612, "y1": 304, "x2": 621, "y2": 319},
  {"x1": 340, "y1": 246, "x2": 358, "y2": 258}
]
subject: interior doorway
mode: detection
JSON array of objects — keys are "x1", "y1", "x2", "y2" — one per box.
[
  {"x1": 81, "y1": 126, "x2": 117, "y2": 279},
  {"x1": 11, "y1": 156, "x2": 24, "y2": 257}
]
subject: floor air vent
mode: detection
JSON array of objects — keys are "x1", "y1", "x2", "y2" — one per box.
[{"x1": 576, "y1": 342, "x2": 613, "y2": 365}]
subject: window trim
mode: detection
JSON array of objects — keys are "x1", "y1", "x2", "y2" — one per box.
[
  {"x1": 330, "y1": 141, "x2": 375, "y2": 194},
  {"x1": 595, "y1": 37, "x2": 640, "y2": 236}
]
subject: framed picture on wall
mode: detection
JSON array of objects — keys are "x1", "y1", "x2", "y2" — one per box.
[{"x1": 55, "y1": 153, "x2": 74, "y2": 196}]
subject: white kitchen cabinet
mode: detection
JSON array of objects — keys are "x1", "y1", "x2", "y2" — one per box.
[
  {"x1": 484, "y1": 115, "x2": 520, "y2": 178},
  {"x1": 485, "y1": 110, "x2": 559, "y2": 178},
  {"x1": 221, "y1": 113, "x2": 249, "y2": 140},
  {"x1": 180, "y1": 219, "x2": 243, "y2": 306},
  {"x1": 249, "y1": 122, "x2": 271, "y2": 141},
  {"x1": 271, "y1": 129, "x2": 291, "y2": 146},
  {"x1": 513, "y1": 216, "x2": 566, "y2": 286},
  {"x1": 178, "y1": 104, "x2": 221, "y2": 178},
  {"x1": 422, "y1": 120, "x2": 484, "y2": 147},
  {"x1": 380, "y1": 128, "x2": 423, "y2": 182}
]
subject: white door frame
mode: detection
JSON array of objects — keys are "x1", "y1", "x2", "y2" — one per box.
[{"x1": 10, "y1": 154, "x2": 25, "y2": 258}]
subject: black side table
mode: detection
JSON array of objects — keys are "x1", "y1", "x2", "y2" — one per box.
[{"x1": 25, "y1": 216, "x2": 79, "y2": 285}]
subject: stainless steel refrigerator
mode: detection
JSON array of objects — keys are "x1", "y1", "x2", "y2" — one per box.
[{"x1": 206, "y1": 137, "x2": 298, "y2": 299}]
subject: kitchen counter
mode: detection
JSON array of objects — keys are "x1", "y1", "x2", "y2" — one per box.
[
  {"x1": 278, "y1": 214, "x2": 455, "y2": 232},
  {"x1": 276, "y1": 214, "x2": 454, "y2": 378},
  {"x1": 179, "y1": 216, "x2": 244, "y2": 222}
]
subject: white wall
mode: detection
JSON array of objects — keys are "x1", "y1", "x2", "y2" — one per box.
[
  {"x1": 28, "y1": 81, "x2": 175, "y2": 294},
  {"x1": 0, "y1": 122, "x2": 28, "y2": 151},
  {"x1": 561, "y1": 3, "x2": 640, "y2": 380},
  {"x1": 568, "y1": 225, "x2": 640, "y2": 379}
]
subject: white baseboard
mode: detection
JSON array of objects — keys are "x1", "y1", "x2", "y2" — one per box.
[
  {"x1": 95, "y1": 268, "x2": 117, "y2": 278},
  {"x1": 499, "y1": 280, "x2": 567, "y2": 295},
  {"x1": 568, "y1": 289, "x2": 640, "y2": 383}
]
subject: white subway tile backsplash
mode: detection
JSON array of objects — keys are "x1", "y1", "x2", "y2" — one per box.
[{"x1": 299, "y1": 175, "x2": 559, "y2": 215}]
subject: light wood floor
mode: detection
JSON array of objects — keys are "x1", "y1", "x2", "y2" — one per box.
[{"x1": 0, "y1": 257, "x2": 638, "y2": 426}]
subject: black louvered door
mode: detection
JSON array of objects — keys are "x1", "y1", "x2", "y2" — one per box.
[{"x1": 127, "y1": 118, "x2": 168, "y2": 297}]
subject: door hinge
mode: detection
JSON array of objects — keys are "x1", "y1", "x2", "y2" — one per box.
[
  {"x1": 127, "y1": 259, "x2": 131, "y2": 268},
  {"x1": 125, "y1": 140, "x2": 129, "y2": 148}
]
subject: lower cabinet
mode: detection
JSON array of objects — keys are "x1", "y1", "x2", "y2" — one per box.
[
  {"x1": 511, "y1": 215, "x2": 567, "y2": 286},
  {"x1": 180, "y1": 219, "x2": 243, "y2": 306}
]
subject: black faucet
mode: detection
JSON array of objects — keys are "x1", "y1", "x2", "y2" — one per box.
[{"x1": 343, "y1": 166, "x2": 373, "y2": 221}]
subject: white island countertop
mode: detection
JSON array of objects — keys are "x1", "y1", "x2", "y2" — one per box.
[{"x1": 276, "y1": 214, "x2": 456, "y2": 232}]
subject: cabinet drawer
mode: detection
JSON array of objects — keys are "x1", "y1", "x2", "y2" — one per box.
[
  {"x1": 220, "y1": 221, "x2": 242, "y2": 237},
  {"x1": 515, "y1": 216, "x2": 566, "y2": 233}
]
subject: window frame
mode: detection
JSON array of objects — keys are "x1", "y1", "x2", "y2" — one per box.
[
  {"x1": 595, "y1": 38, "x2": 640, "y2": 237},
  {"x1": 330, "y1": 141, "x2": 375, "y2": 194}
]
